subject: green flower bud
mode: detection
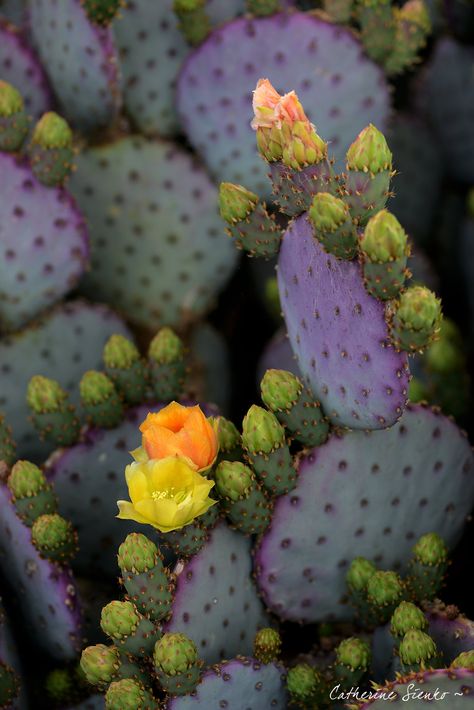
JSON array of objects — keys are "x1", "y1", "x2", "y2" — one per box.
[
  {"x1": 346, "y1": 557, "x2": 377, "y2": 592},
  {"x1": 260, "y1": 369, "x2": 302, "y2": 412},
  {"x1": 103, "y1": 335, "x2": 140, "y2": 369},
  {"x1": 174, "y1": 0, "x2": 204, "y2": 10},
  {"x1": 100, "y1": 601, "x2": 140, "y2": 640},
  {"x1": 399, "y1": 0, "x2": 431, "y2": 32},
  {"x1": 451, "y1": 651, "x2": 474, "y2": 670},
  {"x1": 7, "y1": 460, "x2": 46, "y2": 498},
  {"x1": 390, "y1": 602, "x2": 427, "y2": 637},
  {"x1": 148, "y1": 327, "x2": 184, "y2": 364},
  {"x1": 412, "y1": 533, "x2": 448, "y2": 566},
  {"x1": 215, "y1": 461, "x2": 253, "y2": 502},
  {"x1": 286, "y1": 663, "x2": 319, "y2": 701},
  {"x1": 309, "y1": 192, "x2": 350, "y2": 232},
  {"x1": 361, "y1": 210, "x2": 408, "y2": 262},
  {"x1": 395, "y1": 286, "x2": 442, "y2": 333},
  {"x1": 346, "y1": 124, "x2": 392, "y2": 173},
  {"x1": 31, "y1": 514, "x2": 76, "y2": 559},
  {"x1": 219, "y1": 183, "x2": 259, "y2": 224},
  {"x1": 82, "y1": 0, "x2": 124, "y2": 26},
  {"x1": 367, "y1": 570, "x2": 404, "y2": 606},
  {"x1": 80, "y1": 644, "x2": 120, "y2": 687},
  {"x1": 212, "y1": 416, "x2": 241, "y2": 453},
  {"x1": 242, "y1": 405, "x2": 286, "y2": 454},
  {"x1": 105, "y1": 678, "x2": 148, "y2": 710},
  {"x1": 45, "y1": 669, "x2": 73, "y2": 702},
  {"x1": 27, "y1": 376, "x2": 67, "y2": 413},
  {"x1": 117, "y1": 533, "x2": 160, "y2": 573},
  {"x1": 253, "y1": 627, "x2": 282, "y2": 664},
  {"x1": 399, "y1": 629, "x2": 437, "y2": 666},
  {"x1": 336, "y1": 637, "x2": 371, "y2": 671},
  {"x1": 32, "y1": 112, "x2": 73, "y2": 149},
  {"x1": 154, "y1": 633, "x2": 199, "y2": 675},
  {"x1": 246, "y1": 0, "x2": 281, "y2": 16},
  {"x1": 0, "y1": 80, "x2": 24, "y2": 116},
  {"x1": 80, "y1": 371, "x2": 116, "y2": 405}
]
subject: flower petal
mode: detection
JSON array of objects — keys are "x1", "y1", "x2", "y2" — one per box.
[{"x1": 116, "y1": 500, "x2": 153, "y2": 525}]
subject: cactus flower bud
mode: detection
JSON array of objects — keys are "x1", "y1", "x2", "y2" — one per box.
[
  {"x1": 212, "y1": 416, "x2": 241, "y2": 454},
  {"x1": 242, "y1": 405, "x2": 286, "y2": 454},
  {"x1": 31, "y1": 112, "x2": 73, "y2": 149},
  {"x1": 390, "y1": 286, "x2": 442, "y2": 351},
  {"x1": 215, "y1": 460, "x2": 253, "y2": 502},
  {"x1": 31, "y1": 513, "x2": 77, "y2": 562},
  {"x1": 219, "y1": 183, "x2": 259, "y2": 224},
  {"x1": 346, "y1": 124, "x2": 392, "y2": 174},
  {"x1": 451, "y1": 651, "x2": 474, "y2": 670},
  {"x1": 286, "y1": 663, "x2": 321, "y2": 703},
  {"x1": 117, "y1": 533, "x2": 160, "y2": 574},
  {"x1": 29, "y1": 112, "x2": 74, "y2": 186},
  {"x1": 412, "y1": 533, "x2": 448, "y2": 566},
  {"x1": 367, "y1": 570, "x2": 404, "y2": 607},
  {"x1": 81, "y1": 0, "x2": 124, "y2": 26},
  {"x1": 26, "y1": 376, "x2": 80, "y2": 447},
  {"x1": 399, "y1": 629, "x2": 438, "y2": 667},
  {"x1": 0, "y1": 80, "x2": 29, "y2": 152},
  {"x1": 154, "y1": 633, "x2": 198, "y2": 675},
  {"x1": 104, "y1": 334, "x2": 141, "y2": 369},
  {"x1": 105, "y1": 678, "x2": 157, "y2": 710},
  {"x1": 309, "y1": 192, "x2": 349, "y2": 233},
  {"x1": 80, "y1": 644, "x2": 121, "y2": 688},
  {"x1": 7, "y1": 460, "x2": 46, "y2": 498},
  {"x1": 173, "y1": 0, "x2": 210, "y2": 46},
  {"x1": 103, "y1": 334, "x2": 148, "y2": 405},
  {"x1": 101, "y1": 601, "x2": 140, "y2": 640},
  {"x1": 336, "y1": 637, "x2": 371, "y2": 671},
  {"x1": 361, "y1": 210, "x2": 408, "y2": 262},
  {"x1": 45, "y1": 669, "x2": 73, "y2": 702},
  {"x1": 253, "y1": 628, "x2": 282, "y2": 664},
  {"x1": 346, "y1": 557, "x2": 376, "y2": 592},
  {"x1": 260, "y1": 369, "x2": 302, "y2": 411},
  {"x1": 80, "y1": 370, "x2": 123, "y2": 428},
  {"x1": 390, "y1": 601, "x2": 427, "y2": 638},
  {"x1": 27, "y1": 376, "x2": 67, "y2": 413}
]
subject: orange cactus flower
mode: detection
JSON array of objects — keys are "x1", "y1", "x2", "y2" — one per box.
[{"x1": 138, "y1": 402, "x2": 218, "y2": 472}]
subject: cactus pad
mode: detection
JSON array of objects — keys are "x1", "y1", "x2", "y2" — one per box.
[
  {"x1": 0, "y1": 485, "x2": 81, "y2": 660},
  {"x1": 255, "y1": 404, "x2": 474, "y2": 623},
  {"x1": 0, "y1": 19, "x2": 52, "y2": 119},
  {"x1": 167, "y1": 657, "x2": 287, "y2": 708},
  {"x1": 166, "y1": 523, "x2": 269, "y2": 663},
  {"x1": 177, "y1": 12, "x2": 390, "y2": 198},
  {"x1": 0, "y1": 300, "x2": 131, "y2": 459},
  {"x1": 113, "y1": 0, "x2": 245, "y2": 138},
  {"x1": 278, "y1": 214, "x2": 409, "y2": 429},
  {"x1": 69, "y1": 136, "x2": 238, "y2": 330},
  {"x1": 0, "y1": 152, "x2": 89, "y2": 332},
  {"x1": 357, "y1": 669, "x2": 474, "y2": 708},
  {"x1": 420, "y1": 38, "x2": 474, "y2": 183},
  {"x1": 28, "y1": 0, "x2": 120, "y2": 133}
]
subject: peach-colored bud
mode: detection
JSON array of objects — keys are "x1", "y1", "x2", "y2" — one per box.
[
  {"x1": 276, "y1": 91, "x2": 310, "y2": 126},
  {"x1": 251, "y1": 78, "x2": 282, "y2": 130}
]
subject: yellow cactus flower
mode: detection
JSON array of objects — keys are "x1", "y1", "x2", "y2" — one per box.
[
  {"x1": 117, "y1": 456, "x2": 216, "y2": 533},
  {"x1": 134, "y1": 401, "x2": 218, "y2": 473}
]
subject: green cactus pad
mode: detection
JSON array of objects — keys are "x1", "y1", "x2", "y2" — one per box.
[
  {"x1": 28, "y1": 111, "x2": 74, "y2": 187},
  {"x1": 0, "y1": 413, "x2": 16, "y2": 467},
  {"x1": 309, "y1": 192, "x2": 358, "y2": 260},
  {"x1": 7, "y1": 460, "x2": 57, "y2": 525},
  {"x1": 101, "y1": 600, "x2": 159, "y2": 657},
  {"x1": 407, "y1": 533, "x2": 449, "y2": 602},
  {"x1": 27, "y1": 376, "x2": 81, "y2": 448},
  {"x1": 361, "y1": 209, "x2": 410, "y2": 300},
  {"x1": 215, "y1": 460, "x2": 272, "y2": 535},
  {"x1": 68, "y1": 136, "x2": 238, "y2": 331},
  {"x1": 148, "y1": 328, "x2": 186, "y2": 401},
  {"x1": 154, "y1": 633, "x2": 202, "y2": 696},
  {"x1": 79, "y1": 370, "x2": 124, "y2": 428},
  {"x1": 0, "y1": 79, "x2": 29, "y2": 152},
  {"x1": 104, "y1": 335, "x2": 148, "y2": 405}
]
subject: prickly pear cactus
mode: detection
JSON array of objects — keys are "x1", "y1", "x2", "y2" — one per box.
[
  {"x1": 0, "y1": 151, "x2": 89, "y2": 332},
  {"x1": 255, "y1": 404, "x2": 474, "y2": 622},
  {"x1": 0, "y1": 301, "x2": 132, "y2": 459},
  {"x1": 0, "y1": 19, "x2": 52, "y2": 119},
  {"x1": 68, "y1": 136, "x2": 238, "y2": 330},
  {"x1": 28, "y1": 0, "x2": 120, "y2": 133},
  {"x1": 177, "y1": 12, "x2": 390, "y2": 197}
]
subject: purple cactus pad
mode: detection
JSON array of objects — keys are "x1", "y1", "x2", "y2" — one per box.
[
  {"x1": 0, "y1": 485, "x2": 82, "y2": 661},
  {"x1": 177, "y1": 12, "x2": 390, "y2": 198},
  {"x1": 0, "y1": 18, "x2": 52, "y2": 119},
  {"x1": 0, "y1": 153, "x2": 89, "y2": 332},
  {"x1": 167, "y1": 658, "x2": 288, "y2": 709},
  {"x1": 278, "y1": 214, "x2": 410, "y2": 429},
  {"x1": 166, "y1": 523, "x2": 269, "y2": 664},
  {"x1": 255, "y1": 404, "x2": 474, "y2": 623}
]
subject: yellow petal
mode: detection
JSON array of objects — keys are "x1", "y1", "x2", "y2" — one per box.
[
  {"x1": 116, "y1": 500, "x2": 152, "y2": 525},
  {"x1": 130, "y1": 446, "x2": 148, "y2": 463},
  {"x1": 135, "y1": 497, "x2": 178, "y2": 527},
  {"x1": 125, "y1": 465, "x2": 150, "y2": 503}
]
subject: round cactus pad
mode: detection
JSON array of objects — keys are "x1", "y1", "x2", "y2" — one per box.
[
  {"x1": 0, "y1": 301, "x2": 131, "y2": 459},
  {"x1": 69, "y1": 136, "x2": 238, "y2": 330},
  {"x1": 167, "y1": 523, "x2": 269, "y2": 663},
  {"x1": 0, "y1": 485, "x2": 81, "y2": 661},
  {"x1": 177, "y1": 12, "x2": 390, "y2": 197},
  {"x1": 255, "y1": 404, "x2": 474, "y2": 623},
  {"x1": 28, "y1": 0, "x2": 120, "y2": 132},
  {"x1": 0, "y1": 19, "x2": 52, "y2": 119},
  {"x1": 168, "y1": 658, "x2": 287, "y2": 708},
  {"x1": 278, "y1": 214, "x2": 410, "y2": 429},
  {"x1": 0, "y1": 153, "x2": 89, "y2": 332}
]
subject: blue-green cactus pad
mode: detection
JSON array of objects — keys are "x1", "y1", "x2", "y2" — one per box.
[
  {"x1": 167, "y1": 658, "x2": 287, "y2": 709},
  {"x1": 0, "y1": 19, "x2": 52, "y2": 119},
  {"x1": 0, "y1": 485, "x2": 82, "y2": 661},
  {"x1": 46, "y1": 405, "x2": 156, "y2": 580},
  {"x1": 0, "y1": 153, "x2": 89, "y2": 333},
  {"x1": 166, "y1": 523, "x2": 270, "y2": 663},
  {"x1": 0, "y1": 600, "x2": 27, "y2": 710},
  {"x1": 387, "y1": 115, "x2": 443, "y2": 248},
  {"x1": 255, "y1": 404, "x2": 474, "y2": 623},
  {"x1": 114, "y1": 0, "x2": 245, "y2": 138},
  {"x1": 187, "y1": 323, "x2": 231, "y2": 415},
  {"x1": 0, "y1": 300, "x2": 131, "y2": 460},
  {"x1": 28, "y1": 0, "x2": 120, "y2": 133},
  {"x1": 420, "y1": 38, "x2": 474, "y2": 183},
  {"x1": 177, "y1": 12, "x2": 390, "y2": 198},
  {"x1": 68, "y1": 136, "x2": 238, "y2": 330},
  {"x1": 66, "y1": 697, "x2": 105, "y2": 710}
]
